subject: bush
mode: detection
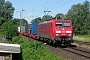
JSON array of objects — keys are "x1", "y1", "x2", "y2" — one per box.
[
  {"x1": 12, "y1": 36, "x2": 63, "y2": 60},
  {"x1": 0, "y1": 20, "x2": 18, "y2": 39},
  {"x1": 21, "y1": 41, "x2": 62, "y2": 60}
]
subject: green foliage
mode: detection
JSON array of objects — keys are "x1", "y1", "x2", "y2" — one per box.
[
  {"x1": 66, "y1": 0, "x2": 90, "y2": 35},
  {"x1": 11, "y1": 36, "x2": 62, "y2": 60},
  {"x1": 21, "y1": 42, "x2": 61, "y2": 60},
  {"x1": 0, "y1": 0, "x2": 15, "y2": 26},
  {"x1": 20, "y1": 19, "x2": 28, "y2": 26},
  {"x1": 11, "y1": 36, "x2": 30, "y2": 44},
  {"x1": 31, "y1": 15, "x2": 52, "y2": 23},
  {"x1": 13, "y1": 18, "x2": 28, "y2": 26},
  {"x1": 0, "y1": 20, "x2": 18, "y2": 39},
  {"x1": 55, "y1": 13, "x2": 66, "y2": 19},
  {"x1": 42, "y1": 15, "x2": 52, "y2": 21},
  {"x1": 0, "y1": 0, "x2": 16, "y2": 40},
  {"x1": 31, "y1": 17, "x2": 41, "y2": 23}
]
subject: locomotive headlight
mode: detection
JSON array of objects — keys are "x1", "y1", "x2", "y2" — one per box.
[
  {"x1": 66, "y1": 31, "x2": 72, "y2": 33},
  {"x1": 56, "y1": 31, "x2": 61, "y2": 33},
  {"x1": 68, "y1": 34, "x2": 71, "y2": 36}
]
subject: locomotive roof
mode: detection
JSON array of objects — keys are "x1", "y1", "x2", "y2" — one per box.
[
  {"x1": 39, "y1": 19, "x2": 72, "y2": 25},
  {"x1": 38, "y1": 20, "x2": 51, "y2": 24}
]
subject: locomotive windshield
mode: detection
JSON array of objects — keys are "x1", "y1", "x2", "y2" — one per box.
[{"x1": 56, "y1": 22, "x2": 70, "y2": 27}]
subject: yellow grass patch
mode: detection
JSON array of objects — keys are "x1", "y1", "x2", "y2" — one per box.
[{"x1": 73, "y1": 36, "x2": 90, "y2": 42}]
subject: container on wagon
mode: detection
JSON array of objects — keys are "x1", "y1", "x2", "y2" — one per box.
[
  {"x1": 20, "y1": 25, "x2": 28, "y2": 32},
  {"x1": 18, "y1": 26, "x2": 20, "y2": 32},
  {"x1": 28, "y1": 23, "x2": 32, "y2": 33},
  {"x1": 31, "y1": 22, "x2": 39, "y2": 34}
]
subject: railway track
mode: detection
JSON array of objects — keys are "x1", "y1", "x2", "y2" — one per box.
[
  {"x1": 62, "y1": 46, "x2": 90, "y2": 59},
  {"x1": 24, "y1": 35, "x2": 90, "y2": 60},
  {"x1": 74, "y1": 40, "x2": 90, "y2": 45},
  {"x1": 33, "y1": 37, "x2": 90, "y2": 59},
  {"x1": 46, "y1": 41, "x2": 90, "y2": 59},
  {"x1": 72, "y1": 40, "x2": 90, "y2": 50},
  {"x1": 46, "y1": 43, "x2": 90, "y2": 60}
]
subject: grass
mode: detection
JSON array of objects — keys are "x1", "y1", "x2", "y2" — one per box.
[{"x1": 73, "y1": 35, "x2": 90, "y2": 42}]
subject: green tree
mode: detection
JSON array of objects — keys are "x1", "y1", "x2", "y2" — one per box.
[
  {"x1": 31, "y1": 17, "x2": 41, "y2": 23},
  {"x1": 42, "y1": 15, "x2": 52, "y2": 21},
  {"x1": 31, "y1": 15, "x2": 52, "y2": 23},
  {"x1": 0, "y1": 20, "x2": 18, "y2": 39},
  {"x1": 20, "y1": 19, "x2": 28, "y2": 26},
  {"x1": 13, "y1": 18, "x2": 20, "y2": 26},
  {"x1": 13, "y1": 18, "x2": 28, "y2": 26},
  {"x1": 66, "y1": 0, "x2": 90, "y2": 35},
  {"x1": 0, "y1": 0, "x2": 15, "y2": 26},
  {"x1": 55, "y1": 13, "x2": 66, "y2": 19}
]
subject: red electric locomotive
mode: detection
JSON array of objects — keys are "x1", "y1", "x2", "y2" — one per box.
[{"x1": 37, "y1": 19, "x2": 73, "y2": 45}]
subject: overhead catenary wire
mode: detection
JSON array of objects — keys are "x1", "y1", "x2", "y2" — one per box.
[
  {"x1": 43, "y1": 0, "x2": 63, "y2": 16},
  {"x1": 48, "y1": 0, "x2": 64, "y2": 9},
  {"x1": 34, "y1": 1, "x2": 49, "y2": 18},
  {"x1": 32, "y1": 0, "x2": 72, "y2": 20},
  {"x1": 43, "y1": 0, "x2": 64, "y2": 16},
  {"x1": 50, "y1": 0, "x2": 72, "y2": 10},
  {"x1": 43, "y1": 0, "x2": 72, "y2": 18},
  {"x1": 35, "y1": 12, "x2": 43, "y2": 18},
  {"x1": 25, "y1": 0, "x2": 49, "y2": 21},
  {"x1": 38, "y1": 0, "x2": 49, "y2": 9},
  {"x1": 24, "y1": 9, "x2": 33, "y2": 18},
  {"x1": 26, "y1": 0, "x2": 72, "y2": 22},
  {"x1": 37, "y1": 0, "x2": 72, "y2": 17}
]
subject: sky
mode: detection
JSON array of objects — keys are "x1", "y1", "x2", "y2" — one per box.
[{"x1": 5, "y1": 0, "x2": 89, "y2": 23}]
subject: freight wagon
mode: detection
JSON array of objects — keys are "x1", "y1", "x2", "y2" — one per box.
[
  {"x1": 28, "y1": 22, "x2": 39, "y2": 38},
  {"x1": 18, "y1": 25, "x2": 28, "y2": 35}
]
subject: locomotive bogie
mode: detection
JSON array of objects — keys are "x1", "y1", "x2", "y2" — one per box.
[{"x1": 55, "y1": 36, "x2": 73, "y2": 44}]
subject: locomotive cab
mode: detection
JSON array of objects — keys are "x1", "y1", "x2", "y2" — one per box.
[{"x1": 55, "y1": 20, "x2": 73, "y2": 44}]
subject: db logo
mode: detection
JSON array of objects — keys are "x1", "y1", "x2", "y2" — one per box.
[{"x1": 62, "y1": 31, "x2": 65, "y2": 33}]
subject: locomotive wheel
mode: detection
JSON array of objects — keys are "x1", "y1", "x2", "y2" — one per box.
[
  {"x1": 37, "y1": 36, "x2": 40, "y2": 40},
  {"x1": 48, "y1": 39, "x2": 52, "y2": 44}
]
